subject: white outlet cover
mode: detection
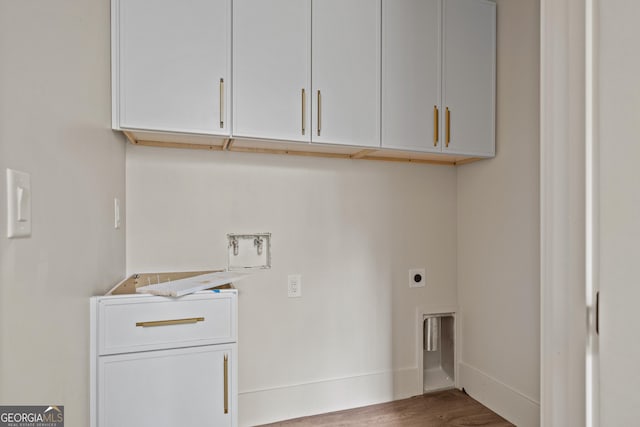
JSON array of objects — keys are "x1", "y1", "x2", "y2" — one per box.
[
  {"x1": 288, "y1": 274, "x2": 302, "y2": 297},
  {"x1": 409, "y1": 268, "x2": 426, "y2": 288}
]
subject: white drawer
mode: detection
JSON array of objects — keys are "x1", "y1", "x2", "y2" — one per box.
[{"x1": 97, "y1": 293, "x2": 236, "y2": 355}]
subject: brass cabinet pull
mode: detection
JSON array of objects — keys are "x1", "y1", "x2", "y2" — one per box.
[
  {"x1": 135, "y1": 317, "x2": 204, "y2": 327},
  {"x1": 317, "y1": 90, "x2": 322, "y2": 136},
  {"x1": 434, "y1": 106, "x2": 439, "y2": 147},
  {"x1": 301, "y1": 89, "x2": 306, "y2": 136},
  {"x1": 445, "y1": 107, "x2": 451, "y2": 147},
  {"x1": 223, "y1": 354, "x2": 229, "y2": 414},
  {"x1": 219, "y1": 78, "x2": 225, "y2": 129}
]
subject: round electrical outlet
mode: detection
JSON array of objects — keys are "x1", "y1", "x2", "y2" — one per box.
[{"x1": 409, "y1": 268, "x2": 426, "y2": 288}]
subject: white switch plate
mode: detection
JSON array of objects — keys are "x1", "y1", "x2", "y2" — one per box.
[
  {"x1": 6, "y1": 169, "x2": 31, "y2": 238},
  {"x1": 409, "y1": 268, "x2": 426, "y2": 288},
  {"x1": 288, "y1": 274, "x2": 302, "y2": 298}
]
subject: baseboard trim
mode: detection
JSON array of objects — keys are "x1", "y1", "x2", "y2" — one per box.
[
  {"x1": 459, "y1": 362, "x2": 540, "y2": 427},
  {"x1": 238, "y1": 368, "x2": 419, "y2": 427}
]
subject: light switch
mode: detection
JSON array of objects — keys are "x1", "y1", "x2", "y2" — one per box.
[
  {"x1": 7, "y1": 169, "x2": 31, "y2": 238},
  {"x1": 114, "y1": 197, "x2": 121, "y2": 229}
]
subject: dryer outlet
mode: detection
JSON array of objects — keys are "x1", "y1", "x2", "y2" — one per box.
[{"x1": 409, "y1": 268, "x2": 426, "y2": 288}]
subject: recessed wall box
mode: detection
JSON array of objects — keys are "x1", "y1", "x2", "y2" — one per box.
[
  {"x1": 423, "y1": 313, "x2": 455, "y2": 392},
  {"x1": 227, "y1": 233, "x2": 271, "y2": 270}
]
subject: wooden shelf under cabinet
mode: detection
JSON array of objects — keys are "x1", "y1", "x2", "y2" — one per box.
[{"x1": 121, "y1": 130, "x2": 487, "y2": 167}]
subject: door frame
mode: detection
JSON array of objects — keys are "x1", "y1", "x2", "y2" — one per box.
[{"x1": 540, "y1": 0, "x2": 598, "y2": 425}]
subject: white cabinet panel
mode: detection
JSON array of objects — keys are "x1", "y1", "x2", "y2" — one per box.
[
  {"x1": 114, "y1": 0, "x2": 230, "y2": 135},
  {"x1": 442, "y1": 0, "x2": 495, "y2": 156},
  {"x1": 382, "y1": 0, "x2": 441, "y2": 152},
  {"x1": 312, "y1": 0, "x2": 381, "y2": 147},
  {"x1": 99, "y1": 346, "x2": 234, "y2": 427},
  {"x1": 233, "y1": 0, "x2": 311, "y2": 142}
]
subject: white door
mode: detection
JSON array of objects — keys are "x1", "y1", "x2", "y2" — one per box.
[
  {"x1": 382, "y1": 0, "x2": 441, "y2": 152},
  {"x1": 442, "y1": 0, "x2": 495, "y2": 156},
  {"x1": 311, "y1": 0, "x2": 381, "y2": 147},
  {"x1": 233, "y1": 0, "x2": 311, "y2": 142},
  {"x1": 542, "y1": 0, "x2": 640, "y2": 424},
  {"x1": 98, "y1": 346, "x2": 233, "y2": 427},
  {"x1": 597, "y1": 0, "x2": 640, "y2": 424},
  {"x1": 116, "y1": 0, "x2": 230, "y2": 135}
]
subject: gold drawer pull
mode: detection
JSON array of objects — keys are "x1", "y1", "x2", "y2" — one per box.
[
  {"x1": 223, "y1": 354, "x2": 229, "y2": 414},
  {"x1": 135, "y1": 317, "x2": 204, "y2": 327}
]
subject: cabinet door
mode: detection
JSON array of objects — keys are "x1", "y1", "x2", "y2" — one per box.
[
  {"x1": 312, "y1": 0, "x2": 381, "y2": 147},
  {"x1": 442, "y1": 0, "x2": 495, "y2": 156},
  {"x1": 115, "y1": 0, "x2": 230, "y2": 135},
  {"x1": 382, "y1": 0, "x2": 441, "y2": 152},
  {"x1": 233, "y1": 0, "x2": 311, "y2": 142},
  {"x1": 98, "y1": 346, "x2": 234, "y2": 427}
]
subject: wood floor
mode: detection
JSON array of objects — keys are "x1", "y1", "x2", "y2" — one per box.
[{"x1": 259, "y1": 389, "x2": 514, "y2": 427}]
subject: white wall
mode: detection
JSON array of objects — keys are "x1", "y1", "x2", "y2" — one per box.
[
  {"x1": 456, "y1": 1, "x2": 540, "y2": 426},
  {"x1": 126, "y1": 146, "x2": 457, "y2": 426},
  {"x1": 598, "y1": 1, "x2": 640, "y2": 424},
  {"x1": 0, "y1": 1, "x2": 126, "y2": 425}
]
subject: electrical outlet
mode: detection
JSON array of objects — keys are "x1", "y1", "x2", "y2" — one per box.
[
  {"x1": 409, "y1": 268, "x2": 426, "y2": 288},
  {"x1": 288, "y1": 274, "x2": 302, "y2": 297}
]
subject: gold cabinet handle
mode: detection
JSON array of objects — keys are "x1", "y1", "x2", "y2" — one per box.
[
  {"x1": 223, "y1": 354, "x2": 229, "y2": 414},
  {"x1": 434, "y1": 106, "x2": 439, "y2": 147},
  {"x1": 135, "y1": 317, "x2": 204, "y2": 327},
  {"x1": 446, "y1": 107, "x2": 451, "y2": 147},
  {"x1": 301, "y1": 89, "x2": 306, "y2": 136},
  {"x1": 317, "y1": 90, "x2": 322, "y2": 137},
  {"x1": 219, "y1": 78, "x2": 225, "y2": 129},
  {"x1": 596, "y1": 291, "x2": 600, "y2": 335}
]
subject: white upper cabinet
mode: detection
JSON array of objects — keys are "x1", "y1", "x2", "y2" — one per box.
[
  {"x1": 233, "y1": 0, "x2": 381, "y2": 148},
  {"x1": 113, "y1": 0, "x2": 231, "y2": 135},
  {"x1": 382, "y1": 0, "x2": 441, "y2": 152},
  {"x1": 382, "y1": 0, "x2": 495, "y2": 157},
  {"x1": 112, "y1": 0, "x2": 495, "y2": 161},
  {"x1": 442, "y1": 0, "x2": 496, "y2": 156},
  {"x1": 233, "y1": 0, "x2": 311, "y2": 142},
  {"x1": 312, "y1": 0, "x2": 381, "y2": 147}
]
